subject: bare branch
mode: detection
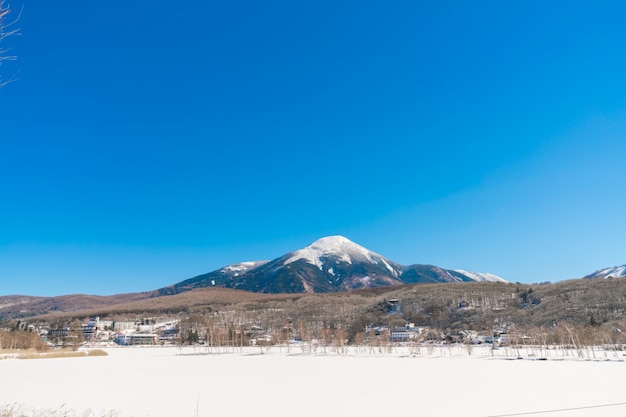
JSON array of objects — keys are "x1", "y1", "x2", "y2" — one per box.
[{"x1": 0, "y1": 0, "x2": 21, "y2": 87}]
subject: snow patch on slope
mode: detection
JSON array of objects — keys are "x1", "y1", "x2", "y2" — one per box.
[
  {"x1": 221, "y1": 261, "x2": 268, "y2": 275},
  {"x1": 454, "y1": 270, "x2": 507, "y2": 283},
  {"x1": 584, "y1": 265, "x2": 626, "y2": 279},
  {"x1": 381, "y1": 258, "x2": 399, "y2": 278}
]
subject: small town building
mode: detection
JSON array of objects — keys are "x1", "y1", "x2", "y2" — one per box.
[{"x1": 130, "y1": 334, "x2": 158, "y2": 346}]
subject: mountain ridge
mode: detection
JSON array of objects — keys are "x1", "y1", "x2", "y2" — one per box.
[
  {"x1": 1, "y1": 238, "x2": 625, "y2": 321},
  {"x1": 159, "y1": 235, "x2": 506, "y2": 295},
  {"x1": 584, "y1": 264, "x2": 626, "y2": 279}
]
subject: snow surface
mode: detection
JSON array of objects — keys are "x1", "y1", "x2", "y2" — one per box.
[
  {"x1": 455, "y1": 269, "x2": 507, "y2": 282},
  {"x1": 1, "y1": 346, "x2": 625, "y2": 417}
]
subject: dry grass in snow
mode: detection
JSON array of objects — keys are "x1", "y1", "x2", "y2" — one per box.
[{"x1": 0, "y1": 349, "x2": 107, "y2": 361}]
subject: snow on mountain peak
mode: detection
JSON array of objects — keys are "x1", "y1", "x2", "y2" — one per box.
[
  {"x1": 308, "y1": 236, "x2": 373, "y2": 257},
  {"x1": 285, "y1": 235, "x2": 392, "y2": 273}
]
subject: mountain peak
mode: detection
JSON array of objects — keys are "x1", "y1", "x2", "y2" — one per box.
[
  {"x1": 160, "y1": 235, "x2": 509, "y2": 295},
  {"x1": 285, "y1": 236, "x2": 381, "y2": 268},
  {"x1": 308, "y1": 235, "x2": 369, "y2": 255},
  {"x1": 281, "y1": 235, "x2": 402, "y2": 282},
  {"x1": 312, "y1": 235, "x2": 353, "y2": 245}
]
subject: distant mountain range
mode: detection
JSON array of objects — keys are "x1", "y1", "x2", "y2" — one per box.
[
  {"x1": 158, "y1": 235, "x2": 507, "y2": 295},
  {"x1": 584, "y1": 264, "x2": 626, "y2": 279},
  {"x1": 1, "y1": 236, "x2": 625, "y2": 321}
]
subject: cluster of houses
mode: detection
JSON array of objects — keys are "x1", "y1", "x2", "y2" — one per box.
[
  {"x1": 74, "y1": 317, "x2": 516, "y2": 347},
  {"x1": 78, "y1": 317, "x2": 178, "y2": 346},
  {"x1": 366, "y1": 323, "x2": 517, "y2": 346},
  {"x1": 32, "y1": 313, "x2": 519, "y2": 348}
]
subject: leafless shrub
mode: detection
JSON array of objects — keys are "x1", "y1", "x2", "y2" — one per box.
[
  {"x1": 0, "y1": 329, "x2": 47, "y2": 351},
  {"x1": 0, "y1": 404, "x2": 120, "y2": 417},
  {"x1": 0, "y1": 0, "x2": 21, "y2": 87}
]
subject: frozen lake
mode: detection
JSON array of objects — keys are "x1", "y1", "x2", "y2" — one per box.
[{"x1": 1, "y1": 345, "x2": 625, "y2": 417}]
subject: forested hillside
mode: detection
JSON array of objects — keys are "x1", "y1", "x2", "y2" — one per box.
[{"x1": 3, "y1": 278, "x2": 626, "y2": 349}]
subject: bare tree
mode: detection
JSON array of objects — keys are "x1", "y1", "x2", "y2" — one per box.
[{"x1": 0, "y1": 0, "x2": 20, "y2": 87}]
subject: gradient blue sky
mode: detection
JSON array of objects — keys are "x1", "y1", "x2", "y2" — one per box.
[{"x1": 1, "y1": 1, "x2": 625, "y2": 296}]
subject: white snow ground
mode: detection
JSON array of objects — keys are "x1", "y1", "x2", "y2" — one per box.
[{"x1": 1, "y1": 345, "x2": 625, "y2": 417}]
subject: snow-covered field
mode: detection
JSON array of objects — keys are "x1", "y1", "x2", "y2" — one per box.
[{"x1": 1, "y1": 345, "x2": 625, "y2": 417}]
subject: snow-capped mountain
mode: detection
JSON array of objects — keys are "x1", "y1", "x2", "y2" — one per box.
[
  {"x1": 158, "y1": 260, "x2": 269, "y2": 295},
  {"x1": 160, "y1": 236, "x2": 507, "y2": 295},
  {"x1": 454, "y1": 269, "x2": 508, "y2": 283},
  {"x1": 583, "y1": 264, "x2": 626, "y2": 279},
  {"x1": 285, "y1": 236, "x2": 401, "y2": 278}
]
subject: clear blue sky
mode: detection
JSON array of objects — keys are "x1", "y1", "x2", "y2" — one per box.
[{"x1": 1, "y1": 1, "x2": 625, "y2": 296}]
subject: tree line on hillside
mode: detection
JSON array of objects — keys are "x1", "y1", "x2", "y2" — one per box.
[
  {"x1": 3, "y1": 279, "x2": 626, "y2": 352},
  {"x1": 169, "y1": 281, "x2": 626, "y2": 352}
]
